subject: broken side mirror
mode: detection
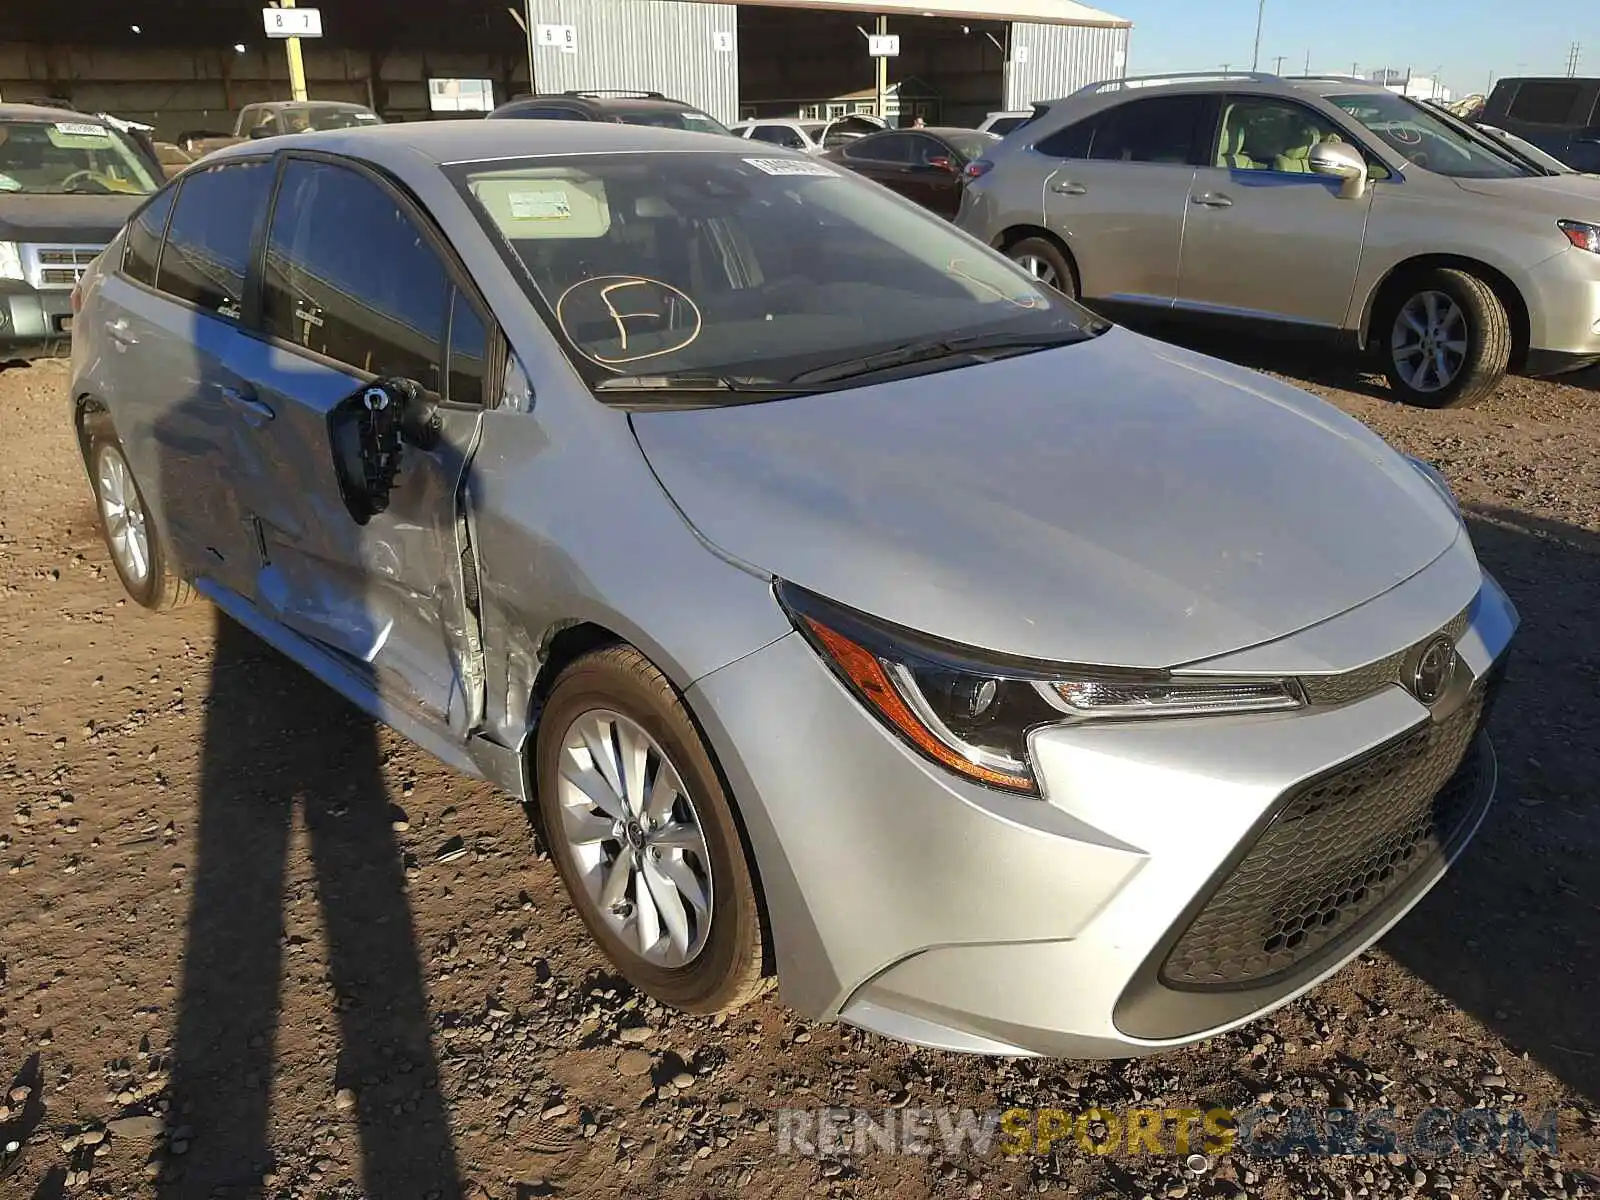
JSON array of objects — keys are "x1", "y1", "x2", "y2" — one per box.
[{"x1": 328, "y1": 377, "x2": 442, "y2": 525}]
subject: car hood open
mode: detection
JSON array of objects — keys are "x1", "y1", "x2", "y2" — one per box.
[{"x1": 630, "y1": 328, "x2": 1463, "y2": 669}]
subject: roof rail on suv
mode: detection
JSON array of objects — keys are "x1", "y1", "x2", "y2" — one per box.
[
  {"x1": 563, "y1": 89, "x2": 667, "y2": 100},
  {"x1": 1074, "y1": 70, "x2": 1280, "y2": 94},
  {"x1": 1284, "y1": 74, "x2": 1373, "y2": 85}
]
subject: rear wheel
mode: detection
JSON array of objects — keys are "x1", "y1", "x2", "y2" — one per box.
[
  {"x1": 533, "y1": 645, "x2": 767, "y2": 1014},
  {"x1": 86, "y1": 423, "x2": 192, "y2": 611},
  {"x1": 1006, "y1": 236, "x2": 1079, "y2": 299},
  {"x1": 1377, "y1": 268, "x2": 1511, "y2": 409}
]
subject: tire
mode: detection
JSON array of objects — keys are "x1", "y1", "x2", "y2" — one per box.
[
  {"x1": 1006, "y1": 236, "x2": 1079, "y2": 299},
  {"x1": 86, "y1": 421, "x2": 193, "y2": 611},
  {"x1": 533, "y1": 645, "x2": 768, "y2": 1014},
  {"x1": 1376, "y1": 268, "x2": 1511, "y2": 409}
]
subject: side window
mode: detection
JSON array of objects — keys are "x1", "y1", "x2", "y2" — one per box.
[
  {"x1": 1217, "y1": 97, "x2": 1351, "y2": 173},
  {"x1": 1507, "y1": 82, "x2": 1581, "y2": 125},
  {"x1": 520, "y1": 106, "x2": 582, "y2": 121},
  {"x1": 1586, "y1": 88, "x2": 1600, "y2": 128},
  {"x1": 155, "y1": 160, "x2": 274, "y2": 318},
  {"x1": 1089, "y1": 96, "x2": 1209, "y2": 165},
  {"x1": 909, "y1": 135, "x2": 947, "y2": 165},
  {"x1": 849, "y1": 133, "x2": 913, "y2": 163},
  {"x1": 1035, "y1": 118, "x2": 1097, "y2": 159},
  {"x1": 447, "y1": 289, "x2": 490, "y2": 407},
  {"x1": 121, "y1": 187, "x2": 174, "y2": 287},
  {"x1": 751, "y1": 125, "x2": 804, "y2": 150},
  {"x1": 262, "y1": 159, "x2": 450, "y2": 388}
]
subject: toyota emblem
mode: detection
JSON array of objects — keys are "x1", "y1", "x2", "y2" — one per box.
[{"x1": 1410, "y1": 635, "x2": 1457, "y2": 704}]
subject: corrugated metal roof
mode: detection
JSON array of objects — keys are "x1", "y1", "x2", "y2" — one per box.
[{"x1": 743, "y1": 0, "x2": 1130, "y2": 28}]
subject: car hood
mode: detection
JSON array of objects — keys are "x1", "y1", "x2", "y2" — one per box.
[
  {"x1": 1453, "y1": 174, "x2": 1600, "y2": 210},
  {"x1": 630, "y1": 328, "x2": 1463, "y2": 669},
  {"x1": 0, "y1": 193, "x2": 144, "y2": 244}
]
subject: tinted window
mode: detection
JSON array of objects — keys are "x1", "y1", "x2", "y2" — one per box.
[
  {"x1": 1035, "y1": 119, "x2": 1096, "y2": 159},
  {"x1": 122, "y1": 188, "x2": 174, "y2": 286},
  {"x1": 751, "y1": 125, "x2": 805, "y2": 149},
  {"x1": 988, "y1": 116, "x2": 1027, "y2": 136},
  {"x1": 262, "y1": 159, "x2": 450, "y2": 387},
  {"x1": 1507, "y1": 82, "x2": 1581, "y2": 125},
  {"x1": 515, "y1": 106, "x2": 584, "y2": 120},
  {"x1": 155, "y1": 160, "x2": 273, "y2": 317},
  {"x1": 1089, "y1": 96, "x2": 1208, "y2": 164},
  {"x1": 848, "y1": 132, "x2": 914, "y2": 162},
  {"x1": 942, "y1": 131, "x2": 999, "y2": 160},
  {"x1": 447, "y1": 289, "x2": 490, "y2": 407},
  {"x1": 1588, "y1": 91, "x2": 1600, "y2": 127},
  {"x1": 908, "y1": 134, "x2": 949, "y2": 165}
]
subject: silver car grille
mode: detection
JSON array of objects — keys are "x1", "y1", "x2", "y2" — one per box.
[{"x1": 20, "y1": 244, "x2": 106, "y2": 291}]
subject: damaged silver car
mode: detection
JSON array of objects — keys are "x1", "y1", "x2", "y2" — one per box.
[{"x1": 68, "y1": 121, "x2": 1517, "y2": 1058}]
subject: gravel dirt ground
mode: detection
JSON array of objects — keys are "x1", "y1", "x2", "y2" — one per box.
[{"x1": 1, "y1": 345, "x2": 1597, "y2": 1200}]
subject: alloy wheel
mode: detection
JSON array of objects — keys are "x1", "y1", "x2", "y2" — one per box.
[
  {"x1": 1014, "y1": 252, "x2": 1059, "y2": 290},
  {"x1": 555, "y1": 709, "x2": 714, "y2": 968},
  {"x1": 1390, "y1": 290, "x2": 1469, "y2": 395},
  {"x1": 96, "y1": 446, "x2": 151, "y2": 588}
]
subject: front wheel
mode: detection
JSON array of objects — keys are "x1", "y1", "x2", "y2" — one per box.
[
  {"x1": 1006, "y1": 237, "x2": 1079, "y2": 299},
  {"x1": 533, "y1": 645, "x2": 768, "y2": 1014},
  {"x1": 1377, "y1": 268, "x2": 1511, "y2": 409}
]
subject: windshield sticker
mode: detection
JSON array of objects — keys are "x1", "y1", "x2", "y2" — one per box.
[
  {"x1": 52, "y1": 121, "x2": 112, "y2": 139},
  {"x1": 48, "y1": 126, "x2": 115, "y2": 150},
  {"x1": 742, "y1": 157, "x2": 837, "y2": 177},
  {"x1": 508, "y1": 188, "x2": 573, "y2": 221}
]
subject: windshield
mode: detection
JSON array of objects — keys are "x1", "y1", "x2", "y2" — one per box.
[
  {"x1": 0, "y1": 118, "x2": 159, "y2": 195},
  {"x1": 1477, "y1": 124, "x2": 1574, "y2": 174},
  {"x1": 1326, "y1": 92, "x2": 1531, "y2": 179},
  {"x1": 273, "y1": 106, "x2": 383, "y2": 133},
  {"x1": 615, "y1": 109, "x2": 732, "y2": 137},
  {"x1": 451, "y1": 151, "x2": 1102, "y2": 397}
]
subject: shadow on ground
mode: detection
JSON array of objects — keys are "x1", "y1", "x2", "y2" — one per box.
[
  {"x1": 158, "y1": 612, "x2": 461, "y2": 1196},
  {"x1": 1383, "y1": 506, "x2": 1600, "y2": 1102}
]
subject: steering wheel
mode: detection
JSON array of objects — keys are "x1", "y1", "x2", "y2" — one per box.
[{"x1": 59, "y1": 169, "x2": 111, "y2": 193}]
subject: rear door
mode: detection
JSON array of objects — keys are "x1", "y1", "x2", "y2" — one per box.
[
  {"x1": 221, "y1": 153, "x2": 497, "y2": 736},
  {"x1": 96, "y1": 159, "x2": 277, "y2": 595},
  {"x1": 837, "y1": 132, "x2": 918, "y2": 194},
  {"x1": 1037, "y1": 93, "x2": 1211, "y2": 310}
]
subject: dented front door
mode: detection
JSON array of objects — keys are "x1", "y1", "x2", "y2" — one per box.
[{"x1": 218, "y1": 154, "x2": 492, "y2": 737}]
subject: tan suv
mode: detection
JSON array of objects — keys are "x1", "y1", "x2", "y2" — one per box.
[{"x1": 956, "y1": 71, "x2": 1600, "y2": 407}]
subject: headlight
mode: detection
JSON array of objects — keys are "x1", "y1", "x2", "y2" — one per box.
[
  {"x1": 1405, "y1": 453, "x2": 1461, "y2": 517},
  {"x1": 0, "y1": 242, "x2": 23, "y2": 282},
  {"x1": 1558, "y1": 220, "x2": 1600, "y2": 254},
  {"x1": 778, "y1": 583, "x2": 1302, "y2": 795}
]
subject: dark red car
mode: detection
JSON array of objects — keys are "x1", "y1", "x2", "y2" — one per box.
[{"x1": 824, "y1": 126, "x2": 1000, "y2": 219}]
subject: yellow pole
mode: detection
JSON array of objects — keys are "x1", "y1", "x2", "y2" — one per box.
[
  {"x1": 280, "y1": 0, "x2": 309, "y2": 101},
  {"x1": 875, "y1": 14, "x2": 887, "y2": 122}
]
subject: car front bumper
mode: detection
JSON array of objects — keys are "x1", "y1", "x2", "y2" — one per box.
[
  {"x1": 0, "y1": 282, "x2": 76, "y2": 362},
  {"x1": 687, "y1": 545, "x2": 1518, "y2": 1058},
  {"x1": 1523, "y1": 244, "x2": 1600, "y2": 365}
]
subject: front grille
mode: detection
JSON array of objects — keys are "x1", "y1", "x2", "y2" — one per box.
[
  {"x1": 1298, "y1": 608, "x2": 1471, "y2": 707},
  {"x1": 21, "y1": 244, "x2": 104, "y2": 291},
  {"x1": 1160, "y1": 668, "x2": 1500, "y2": 990}
]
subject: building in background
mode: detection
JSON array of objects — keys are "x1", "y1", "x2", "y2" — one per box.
[{"x1": 1369, "y1": 68, "x2": 1453, "y2": 103}]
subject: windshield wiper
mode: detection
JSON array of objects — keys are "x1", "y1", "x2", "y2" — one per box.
[
  {"x1": 595, "y1": 373, "x2": 805, "y2": 394},
  {"x1": 787, "y1": 328, "x2": 1095, "y2": 387}
]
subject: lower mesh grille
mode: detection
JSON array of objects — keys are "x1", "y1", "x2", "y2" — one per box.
[{"x1": 1160, "y1": 670, "x2": 1500, "y2": 990}]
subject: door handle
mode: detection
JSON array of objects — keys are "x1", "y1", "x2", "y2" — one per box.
[
  {"x1": 104, "y1": 319, "x2": 135, "y2": 348},
  {"x1": 1191, "y1": 192, "x2": 1234, "y2": 208},
  {"x1": 218, "y1": 385, "x2": 274, "y2": 426},
  {"x1": 1051, "y1": 179, "x2": 1088, "y2": 195}
]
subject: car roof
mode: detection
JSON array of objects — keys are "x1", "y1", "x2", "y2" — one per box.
[
  {"x1": 0, "y1": 102, "x2": 110, "y2": 123},
  {"x1": 495, "y1": 94, "x2": 700, "y2": 115},
  {"x1": 201, "y1": 117, "x2": 757, "y2": 173}
]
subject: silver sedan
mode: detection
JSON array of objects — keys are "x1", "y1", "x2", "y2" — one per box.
[{"x1": 67, "y1": 119, "x2": 1517, "y2": 1057}]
